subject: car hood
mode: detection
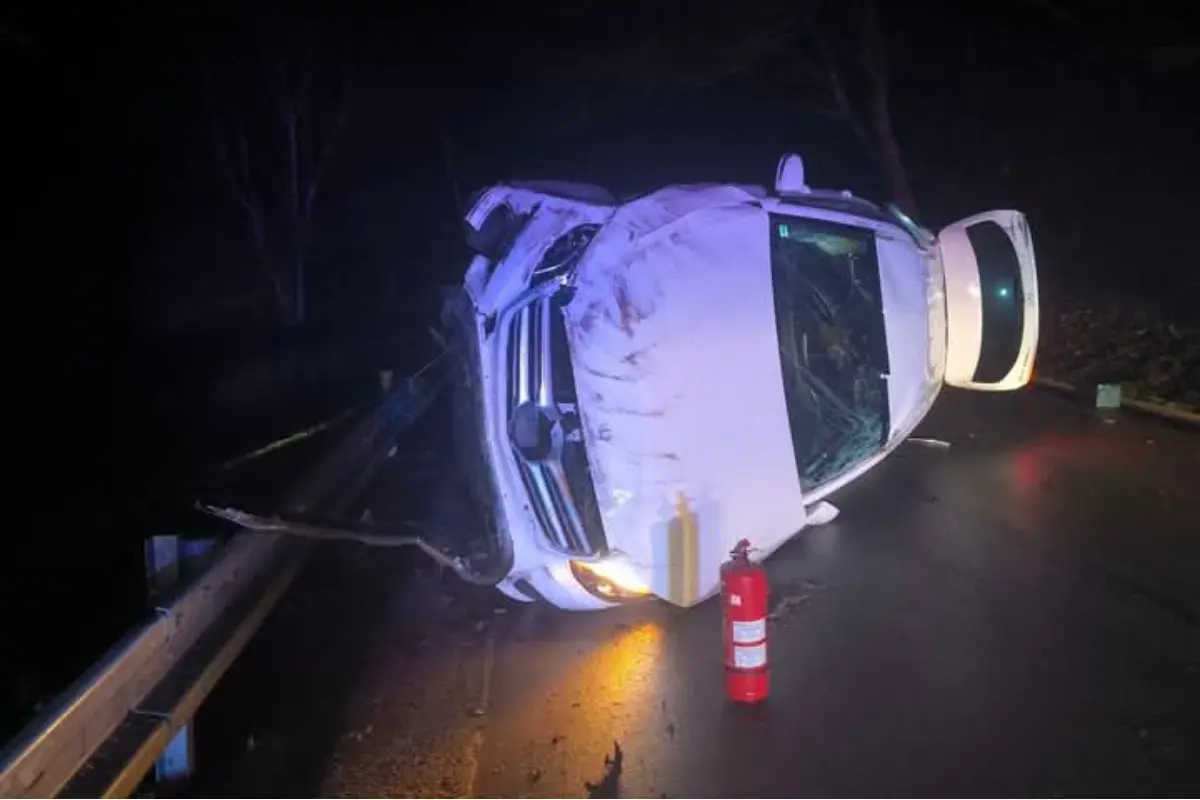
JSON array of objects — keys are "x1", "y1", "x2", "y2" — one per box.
[{"x1": 563, "y1": 185, "x2": 810, "y2": 607}]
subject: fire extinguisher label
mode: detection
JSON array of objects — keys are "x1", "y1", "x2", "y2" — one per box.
[
  {"x1": 733, "y1": 642, "x2": 767, "y2": 669},
  {"x1": 731, "y1": 617, "x2": 766, "y2": 644}
]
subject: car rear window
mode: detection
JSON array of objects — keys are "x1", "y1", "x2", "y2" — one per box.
[{"x1": 967, "y1": 221, "x2": 1026, "y2": 383}]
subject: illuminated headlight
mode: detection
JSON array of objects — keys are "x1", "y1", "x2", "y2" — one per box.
[{"x1": 569, "y1": 554, "x2": 652, "y2": 602}]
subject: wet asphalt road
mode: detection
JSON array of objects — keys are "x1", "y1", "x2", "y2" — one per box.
[{"x1": 174, "y1": 387, "x2": 1200, "y2": 798}]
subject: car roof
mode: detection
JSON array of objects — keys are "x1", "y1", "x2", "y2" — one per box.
[{"x1": 773, "y1": 189, "x2": 894, "y2": 224}]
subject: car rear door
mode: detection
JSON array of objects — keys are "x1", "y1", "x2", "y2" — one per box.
[{"x1": 937, "y1": 210, "x2": 1039, "y2": 391}]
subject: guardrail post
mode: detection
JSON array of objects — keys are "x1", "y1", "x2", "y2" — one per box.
[
  {"x1": 143, "y1": 535, "x2": 219, "y2": 784},
  {"x1": 1095, "y1": 382, "x2": 1122, "y2": 423},
  {"x1": 156, "y1": 724, "x2": 194, "y2": 784},
  {"x1": 1095, "y1": 383, "x2": 1122, "y2": 410}
]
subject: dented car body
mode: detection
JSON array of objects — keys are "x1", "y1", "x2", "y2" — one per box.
[{"x1": 441, "y1": 154, "x2": 1039, "y2": 611}]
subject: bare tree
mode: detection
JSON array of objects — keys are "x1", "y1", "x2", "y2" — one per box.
[
  {"x1": 1021, "y1": 0, "x2": 1200, "y2": 72},
  {"x1": 0, "y1": 23, "x2": 36, "y2": 53},
  {"x1": 774, "y1": 0, "x2": 918, "y2": 214},
  {"x1": 509, "y1": 0, "x2": 918, "y2": 214},
  {"x1": 200, "y1": 14, "x2": 364, "y2": 327}
]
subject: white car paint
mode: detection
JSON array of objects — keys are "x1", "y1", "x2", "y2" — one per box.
[
  {"x1": 939, "y1": 210, "x2": 1040, "y2": 390},
  {"x1": 453, "y1": 154, "x2": 1039, "y2": 611}
]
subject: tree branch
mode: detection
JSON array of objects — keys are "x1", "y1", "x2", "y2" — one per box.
[
  {"x1": 213, "y1": 112, "x2": 269, "y2": 257},
  {"x1": 196, "y1": 503, "x2": 498, "y2": 585},
  {"x1": 0, "y1": 23, "x2": 36, "y2": 52},
  {"x1": 812, "y1": 28, "x2": 874, "y2": 155},
  {"x1": 303, "y1": 106, "x2": 347, "y2": 223},
  {"x1": 859, "y1": 1, "x2": 888, "y2": 99},
  {"x1": 200, "y1": 15, "x2": 365, "y2": 326},
  {"x1": 1021, "y1": 0, "x2": 1082, "y2": 26}
]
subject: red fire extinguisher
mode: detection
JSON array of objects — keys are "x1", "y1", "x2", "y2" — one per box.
[{"x1": 721, "y1": 538, "x2": 769, "y2": 703}]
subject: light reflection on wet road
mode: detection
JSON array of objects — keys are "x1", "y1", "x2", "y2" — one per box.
[{"x1": 177, "y1": 387, "x2": 1200, "y2": 797}]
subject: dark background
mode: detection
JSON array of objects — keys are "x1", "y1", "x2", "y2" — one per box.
[{"x1": 1, "y1": 0, "x2": 1196, "y2": 736}]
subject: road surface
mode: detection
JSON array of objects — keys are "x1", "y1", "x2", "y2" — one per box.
[{"x1": 174, "y1": 387, "x2": 1200, "y2": 798}]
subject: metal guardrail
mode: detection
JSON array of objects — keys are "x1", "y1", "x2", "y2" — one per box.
[
  {"x1": 1033, "y1": 377, "x2": 1200, "y2": 428},
  {"x1": 0, "y1": 376, "x2": 439, "y2": 798}
]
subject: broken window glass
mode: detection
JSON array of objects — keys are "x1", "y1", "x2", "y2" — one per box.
[{"x1": 768, "y1": 213, "x2": 892, "y2": 491}]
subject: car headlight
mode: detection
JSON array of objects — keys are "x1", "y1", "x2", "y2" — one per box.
[
  {"x1": 531, "y1": 223, "x2": 601, "y2": 285},
  {"x1": 569, "y1": 554, "x2": 652, "y2": 602}
]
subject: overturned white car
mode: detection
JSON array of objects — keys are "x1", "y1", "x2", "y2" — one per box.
[{"x1": 439, "y1": 153, "x2": 1038, "y2": 611}]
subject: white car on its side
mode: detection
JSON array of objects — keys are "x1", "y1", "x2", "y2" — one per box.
[{"x1": 438, "y1": 153, "x2": 1038, "y2": 611}]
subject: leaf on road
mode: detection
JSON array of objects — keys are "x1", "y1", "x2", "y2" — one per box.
[
  {"x1": 767, "y1": 592, "x2": 811, "y2": 621},
  {"x1": 584, "y1": 740, "x2": 623, "y2": 798}
]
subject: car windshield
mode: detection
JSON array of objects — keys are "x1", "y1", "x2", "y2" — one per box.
[{"x1": 768, "y1": 213, "x2": 892, "y2": 491}]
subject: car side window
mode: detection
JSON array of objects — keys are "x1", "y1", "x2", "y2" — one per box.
[{"x1": 769, "y1": 213, "x2": 891, "y2": 491}]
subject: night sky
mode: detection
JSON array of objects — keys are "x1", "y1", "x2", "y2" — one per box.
[
  {"x1": 4, "y1": 0, "x2": 1197, "y2": 585},
  {"x1": 9, "y1": 2, "x2": 1197, "y2": 332}
]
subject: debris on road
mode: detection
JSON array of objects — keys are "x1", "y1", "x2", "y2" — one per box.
[
  {"x1": 908, "y1": 437, "x2": 952, "y2": 449},
  {"x1": 583, "y1": 740, "x2": 623, "y2": 798},
  {"x1": 767, "y1": 592, "x2": 811, "y2": 622},
  {"x1": 345, "y1": 724, "x2": 372, "y2": 742},
  {"x1": 768, "y1": 579, "x2": 822, "y2": 623},
  {"x1": 196, "y1": 502, "x2": 497, "y2": 585},
  {"x1": 806, "y1": 500, "x2": 840, "y2": 525}
]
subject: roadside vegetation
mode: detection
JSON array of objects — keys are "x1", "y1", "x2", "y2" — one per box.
[{"x1": 1039, "y1": 292, "x2": 1200, "y2": 411}]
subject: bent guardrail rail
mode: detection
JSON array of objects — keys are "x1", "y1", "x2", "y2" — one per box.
[
  {"x1": 1033, "y1": 377, "x2": 1200, "y2": 428},
  {"x1": 0, "y1": 375, "x2": 440, "y2": 798}
]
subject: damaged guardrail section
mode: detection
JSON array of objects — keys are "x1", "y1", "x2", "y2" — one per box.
[
  {"x1": 6, "y1": 532, "x2": 308, "y2": 799},
  {"x1": 0, "y1": 376, "x2": 438, "y2": 798},
  {"x1": 1033, "y1": 377, "x2": 1200, "y2": 428}
]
